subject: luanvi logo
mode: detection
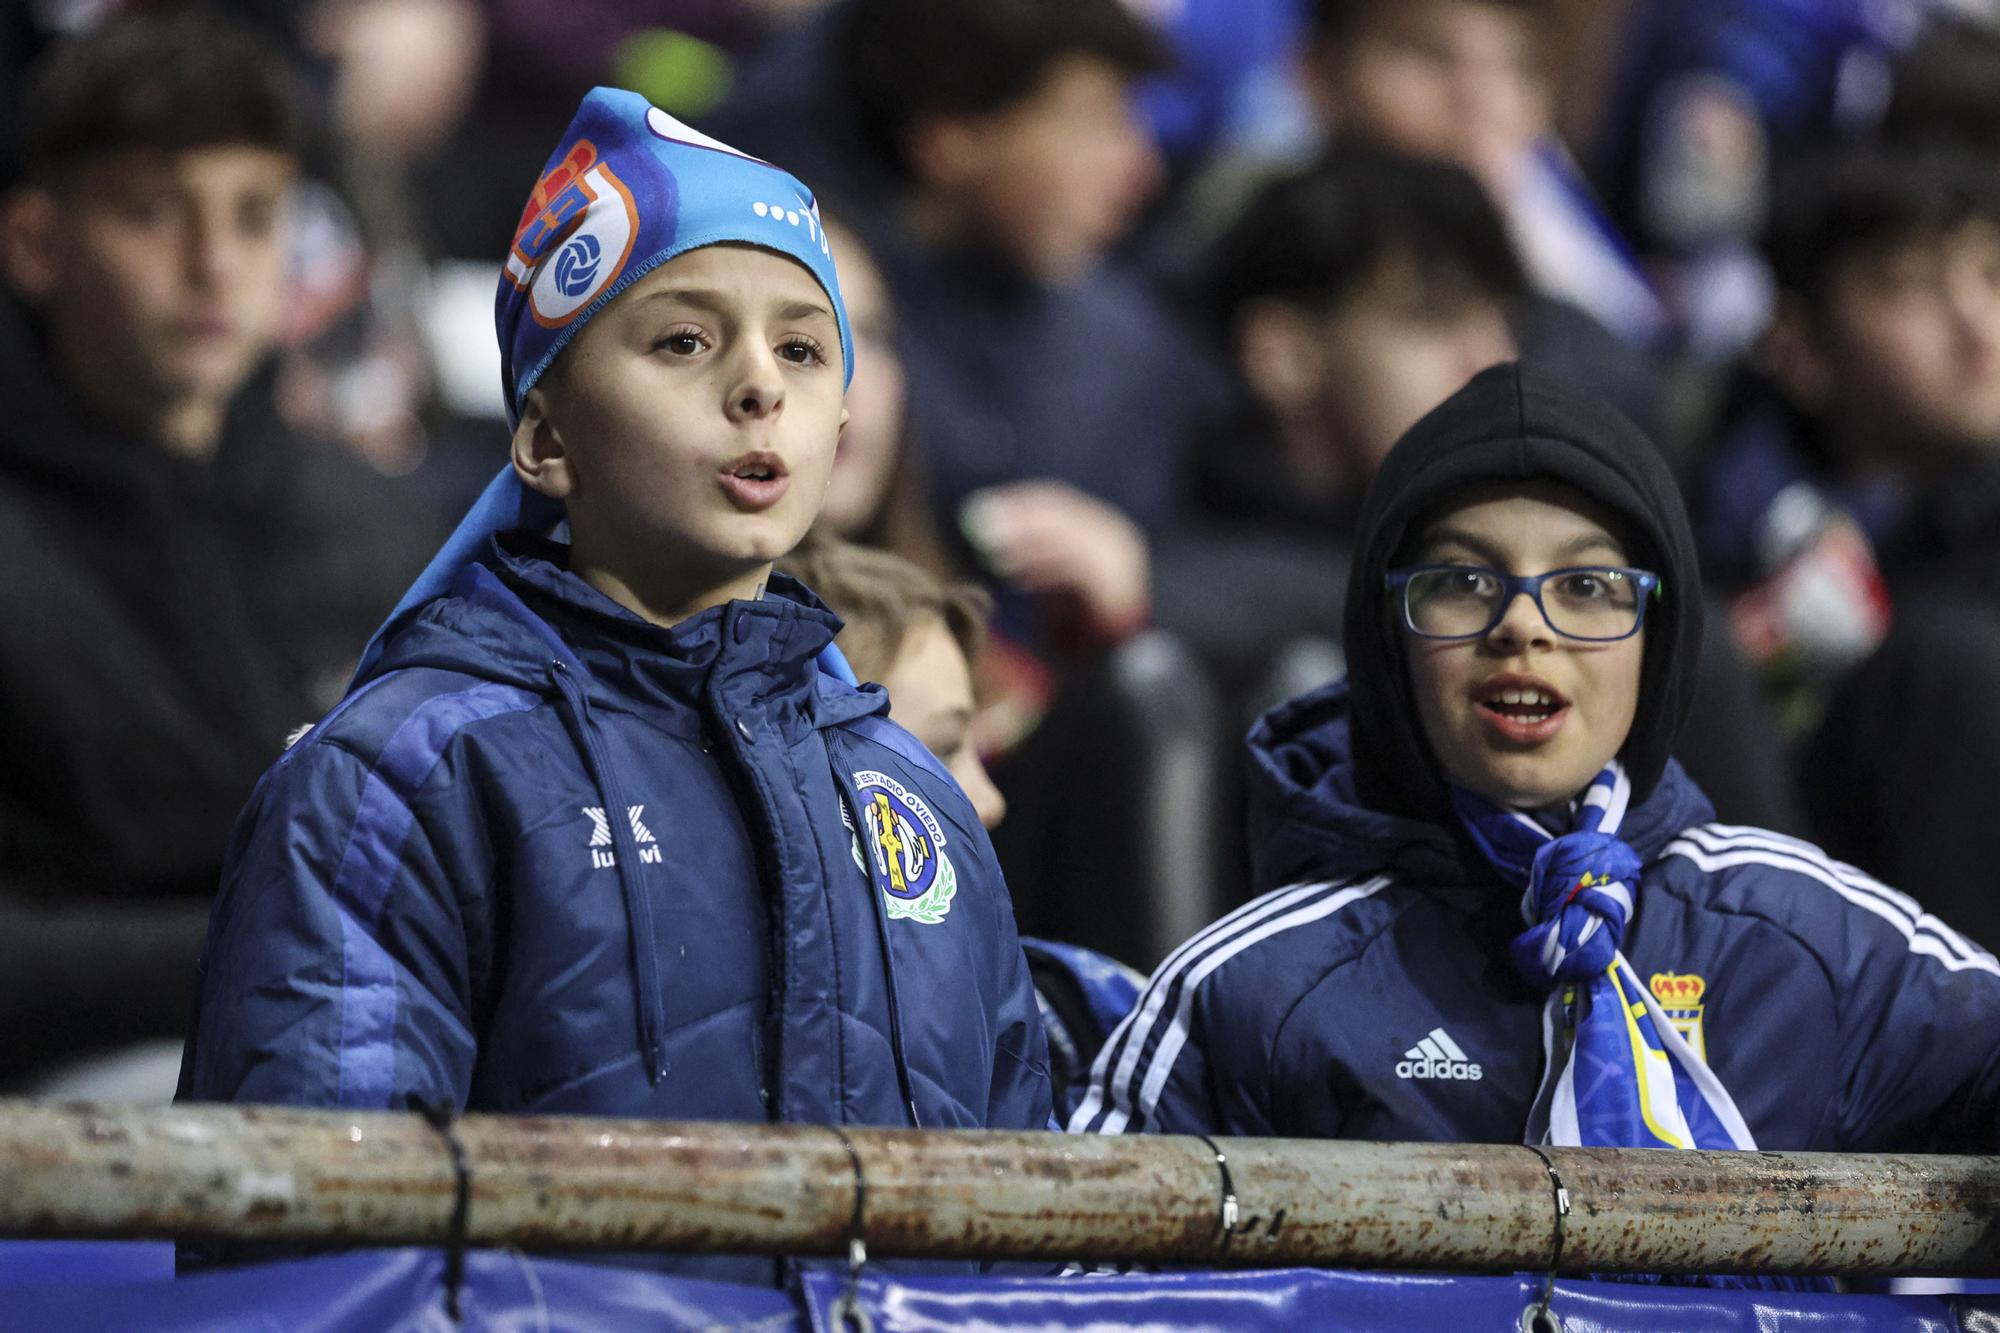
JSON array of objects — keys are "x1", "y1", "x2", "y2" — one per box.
[{"x1": 583, "y1": 805, "x2": 662, "y2": 869}]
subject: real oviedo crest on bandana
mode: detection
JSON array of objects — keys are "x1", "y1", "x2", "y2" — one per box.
[{"x1": 848, "y1": 770, "x2": 957, "y2": 925}]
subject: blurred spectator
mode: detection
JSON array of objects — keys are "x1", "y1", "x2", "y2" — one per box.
[
  {"x1": 0, "y1": 10, "x2": 424, "y2": 1090},
  {"x1": 1158, "y1": 149, "x2": 1519, "y2": 690},
  {"x1": 1297, "y1": 0, "x2": 1669, "y2": 441},
  {"x1": 1175, "y1": 149, "x2": 1803, "y2": 835},
  {"x1": 713, "y1": 0, "x2": 1226, "y2": 658},
  {"x1": 808, "y1": 215, "x2": 1059, "y2": 757},
  {"x1": 1693, "y1": 142, "x2": 2000, "y2": 943},
  {"x1": 726, "y1": 21, "x2": 1234, "y2": 963},
  {"x1": 1589, "y1": 0, "x2": 1915, "y2": 357},
  {"x1": 1693, "y1": 145, "x2": 2000, "y2": 710},
  {"x1": 1304, "y1": 0, "x2": 1672, "y2": 353}
]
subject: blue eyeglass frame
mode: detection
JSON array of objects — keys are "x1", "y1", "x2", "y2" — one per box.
[{"x1": 1383, "y1": 564, "x2": 1663, "y2": 642}]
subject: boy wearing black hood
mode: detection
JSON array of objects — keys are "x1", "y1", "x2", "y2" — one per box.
[{"x1": 1072, "y1": 363, "x2": 2000, "y2": 1156}]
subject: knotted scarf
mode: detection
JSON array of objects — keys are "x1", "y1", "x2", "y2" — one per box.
[
  {"x1": 1453, "y1": 762, "x2": 1755, "y2": 1152},
  {"x1": 1455, "y1": 763, "x2": 1842, "y2": 1291}
]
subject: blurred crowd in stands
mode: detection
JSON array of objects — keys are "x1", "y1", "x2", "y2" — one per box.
[{"x1": 6, "y1": 0, "x2": 2000, "y2": 1095}]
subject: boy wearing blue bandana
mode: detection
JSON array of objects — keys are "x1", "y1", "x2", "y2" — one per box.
[
  {"x1": 1074, "y1": 362, "x2": 2000, "y2": 1170},
  {"x1": 179, "y1": 89, "x2": 1052, "y2": 1277}
]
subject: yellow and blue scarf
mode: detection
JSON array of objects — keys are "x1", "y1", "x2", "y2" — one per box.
[{"x1": 1453, "y1": 762, "x2": 1755, "y2": 1152}]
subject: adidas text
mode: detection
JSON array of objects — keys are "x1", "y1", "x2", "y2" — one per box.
[{"x1": 1396, "y1": 1027, "x2": 1483, "y2": 1081}]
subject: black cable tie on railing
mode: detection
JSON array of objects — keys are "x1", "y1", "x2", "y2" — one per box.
[
  {"x1": 827, "y1": 1126, "x2": 874, "y2": 1333},
  {"x1": 414, "y1": 1097, "x2": 472, "y2": 1323},
  {"x1": 1522, "y1": 1144, "x2": 1572, "y2": 1333},
  {"x1": 1194, "y1": 1134, "x2": 1242, "y2": 1254}
]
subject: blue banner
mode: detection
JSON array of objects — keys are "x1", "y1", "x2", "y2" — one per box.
[{"x1": 2, "y1": 1243, "x2": 1996, "y2": 1331}]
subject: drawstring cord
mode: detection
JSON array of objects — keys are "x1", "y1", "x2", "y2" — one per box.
[
  {"x1": 548, "y1": 659, "x2": 669, "y2": 1083},
  {"x1": 541, "y1": 611, "x2": 920, "y2": 1119}
]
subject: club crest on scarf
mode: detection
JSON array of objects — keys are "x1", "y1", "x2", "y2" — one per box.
[
  {"x1": 848, "y1": 770, "x2": 957, "y2": 925},
  {"x1": 1453, "y1": 762, "x2": 1756, "y2": 1153}
]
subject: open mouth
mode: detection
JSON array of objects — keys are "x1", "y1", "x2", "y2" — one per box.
[
  {"x1": 718, "y1": 451, "x2": 792, "y2": 512},
  {"x1": 726, "y1": 452, "x2": 787, "y2": 483},
  {"x1": 1470, "y1": 675, "x2": 1571, "y2": 735}
]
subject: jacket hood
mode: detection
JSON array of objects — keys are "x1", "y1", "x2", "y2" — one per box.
[
  {"x1": 359, "y1": 533, "x2": 887, "y2": 731},
  {"x1": 1248, "y1": 678, "x2": 1714, "y2": 892},
  {"x1": 1343, "y1": 360, "x2": 1703, "y2": 821}
]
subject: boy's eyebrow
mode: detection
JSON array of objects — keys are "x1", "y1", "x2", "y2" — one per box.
[
  {"x1": 1417, "y1": 526, "x2": 1626, "y2": 564},
  {"x1": 631, "y1": 287, "x2": 728, "y2": 315},
  {"x1": 777, "y1": 298, "x2": 835, "y2": 323},
  {"x1": 1417, "y1": 526, "x2": 1504, "y2": 563},
  {"x1": 630, "y1": 288, "x2": 834, "y2": 324},
  {"x1": 1555, "y1": 531, "x2": 1627, "y2": 561}
]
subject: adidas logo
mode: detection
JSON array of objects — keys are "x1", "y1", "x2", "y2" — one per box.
[
  {"x1": 584, "y1": 805, "x2": 663, "y2": 869},
  {"x1": 1395, "y1": 1027, "x2": 1483, "y2": 1081}
]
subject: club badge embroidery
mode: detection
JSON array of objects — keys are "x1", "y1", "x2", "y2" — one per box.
[
  {"x1": 1648, "y1": 972, "x2": 1708, "y2": 1061},
  {"x1": 849, "y1": 769, "x2": 956, "y2": 925}
]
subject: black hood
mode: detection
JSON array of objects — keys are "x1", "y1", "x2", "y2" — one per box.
[{"x1": 1343, "y1": 361, "x2": 1702, "y2": 820}]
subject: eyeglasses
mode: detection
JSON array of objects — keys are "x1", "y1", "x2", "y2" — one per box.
[{"x1": 1384, "y1": 564, "x2": 1662, "y2": 642}]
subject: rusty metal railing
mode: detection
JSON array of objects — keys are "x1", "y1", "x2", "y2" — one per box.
[{"x1": 2, "y1": 1099, "x2": 1998, "y2": 1275}]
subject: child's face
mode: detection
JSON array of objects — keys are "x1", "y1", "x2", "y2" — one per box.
[
  {"x1": 1240, "y1": 262, "x2": 1515, "y2": 497},
  {"x1": 1402, "y1": 484, "x2": 1645, "y2": 810},
  {"x1": 4, "y1": 145, "x2": 294, "y2": 417},
  {"x1": 1809, "y1": 221, "x2": 2000, "y2": 457},
  {"x1": 525, "y1": 244, "x2": 847, "y2": 596},
  {"x1": 1313, "y1": 0, "x2": 1548, "y2": 187},
  {"x1": 914, "y1": 55, "x2": 1160, "y2": 284},
  {"x1": 877, "y1": 614, "x2": 1007, "y2": 829},
  {"x1": 1314, "y1": 269, "x2": 1516, "y2": 489}
]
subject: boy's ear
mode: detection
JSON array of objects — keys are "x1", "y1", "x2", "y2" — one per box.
[
  {"x1": 1235, "y1": 300, "x2": 1324, "y2": 419},
  {"x1": 0, "y1": 187, "x2": 64, "y2": 304},
  {"x1": 510, "y1": 385, "x2": 576, "y2": 500},
  {"x1": 1760, "y1": 294, "x2": 1834, "y2": 415}
]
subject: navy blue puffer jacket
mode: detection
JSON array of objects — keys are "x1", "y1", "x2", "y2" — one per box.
[
  {"x1": 1071, "y1": 680, "x2": 2000, "y2": 1152},
  {"x1": 179, "y1": 537, "x2": 1051, "y2": 1274}
]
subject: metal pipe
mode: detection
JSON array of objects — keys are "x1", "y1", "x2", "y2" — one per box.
[{"x1": 3, "y1": 1099, "x2": 1998, "y2": 1275}]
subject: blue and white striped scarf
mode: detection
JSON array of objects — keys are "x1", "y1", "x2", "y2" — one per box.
[{"x1": 1453, "y1": 762, "x2": 1756, "y2": 1152}]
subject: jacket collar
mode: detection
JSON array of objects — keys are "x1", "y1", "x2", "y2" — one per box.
[{"x1": 489, "y1": 534, "x2": 845, "y2": 732}]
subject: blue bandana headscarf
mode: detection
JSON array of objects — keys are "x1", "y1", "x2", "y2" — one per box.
[
  {"x1": 1453, "y1": 762, "x2": 1756, "y2": 1153},
  {"x1": 497, "y1": 85, "x2": 853, "y2": 419},
  {"x1": 350, "y1": 86, "x2": 856, "y2": 684}
]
